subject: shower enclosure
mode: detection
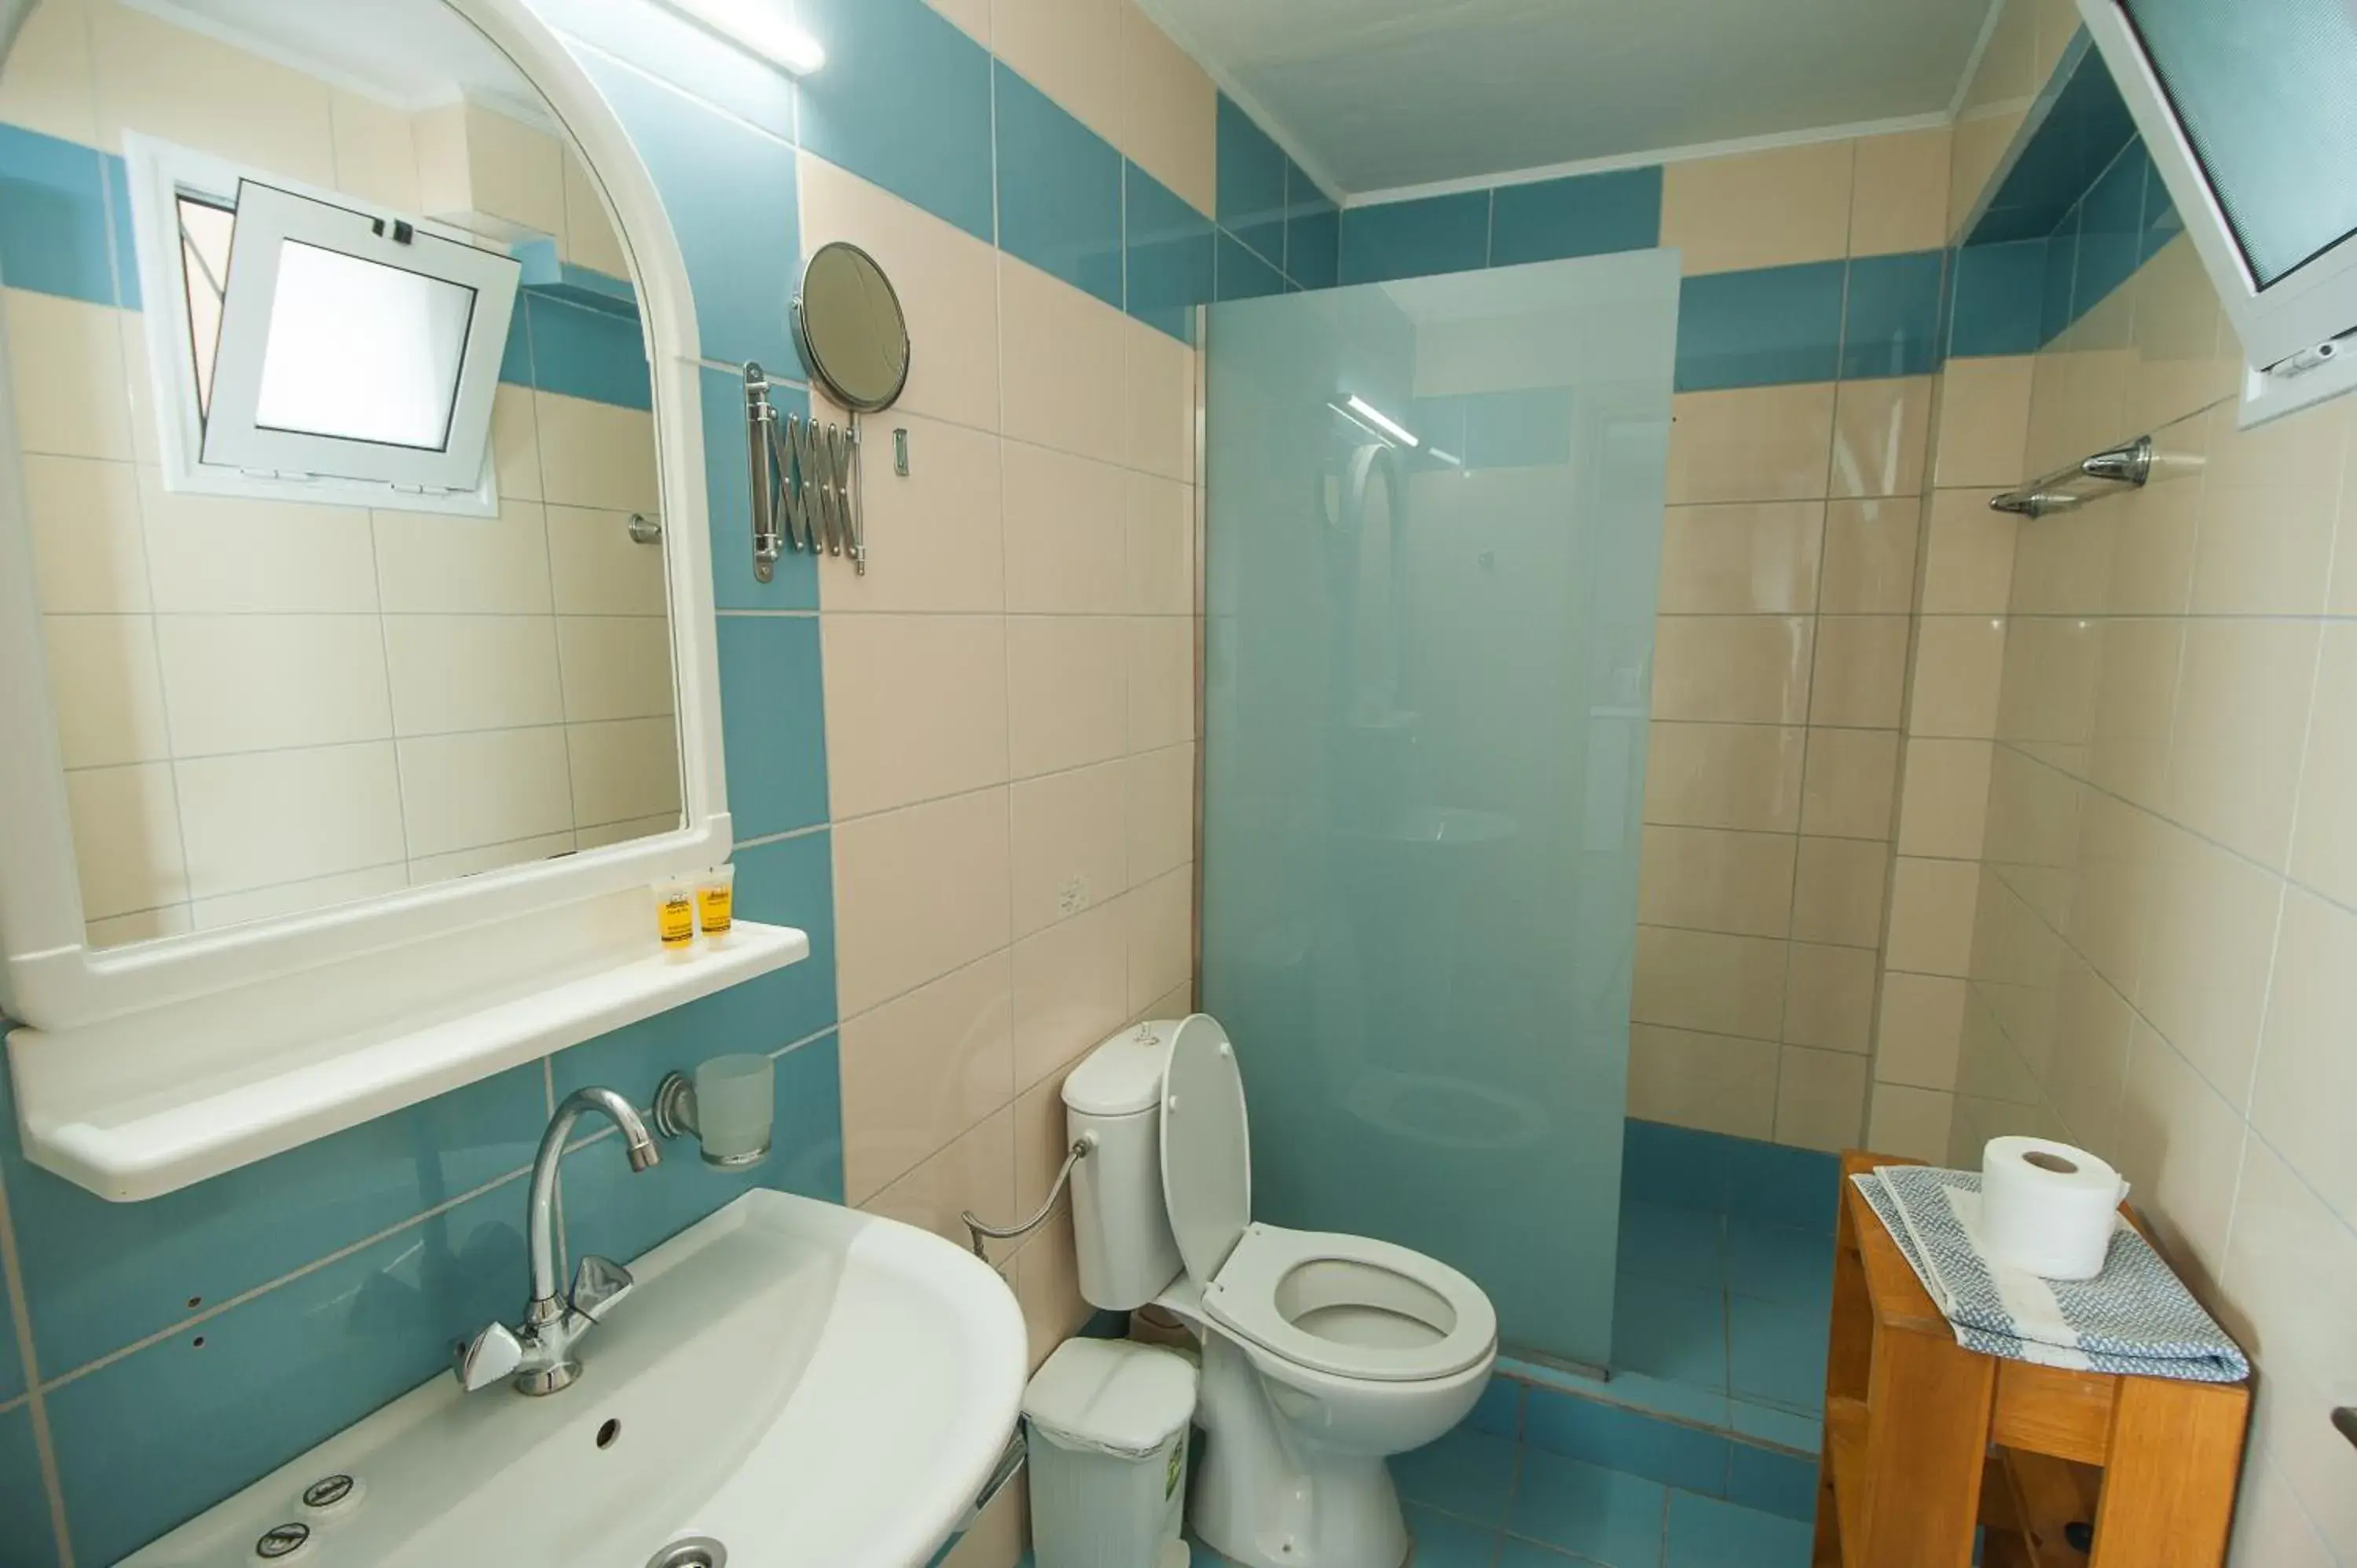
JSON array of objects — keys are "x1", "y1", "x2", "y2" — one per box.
[{"x1": 1198, "y1": 251, "x2": 1679, "y2": 1368}]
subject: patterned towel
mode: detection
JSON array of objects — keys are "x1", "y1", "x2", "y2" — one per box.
[{"x1": 1852, "y1": 1166, "x2": 2249, "y2": 1383}]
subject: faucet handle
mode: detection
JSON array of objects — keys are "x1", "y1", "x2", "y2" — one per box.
[
  {"x1": 570, "y1": 1255, "x2": 636, "y2": 1322},
  {"x1": 458, "y1": 1322, "x2": 524, "y2": 1391}
]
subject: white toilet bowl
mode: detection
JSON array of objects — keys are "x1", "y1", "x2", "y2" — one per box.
[{"x1": 1061, "y1": 1016, "x2": 1499, "y2": 1568}]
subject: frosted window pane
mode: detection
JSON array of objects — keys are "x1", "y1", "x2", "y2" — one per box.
[
  {"x1": 2124, "y1": 0, "x2": 2357, "y2": 287},
  {"x1": 177, "y1": 196, "x2": 234, "y2": 420},
  {"x1": 252, "y1": 241, "x2": 476, "y2": 451}
]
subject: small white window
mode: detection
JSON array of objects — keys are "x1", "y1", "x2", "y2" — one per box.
[{"x1": 123, "y1": 136, "x2": 521, "y2": 516}]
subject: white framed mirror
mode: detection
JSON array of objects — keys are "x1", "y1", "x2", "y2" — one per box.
[{"x1": 0, "y1": 0, "x2": 805, "y2": 1199}]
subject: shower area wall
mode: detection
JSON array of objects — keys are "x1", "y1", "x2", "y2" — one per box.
[{"x1": 1199, "y1": 251, "x2": 1681, "y2": 1368}]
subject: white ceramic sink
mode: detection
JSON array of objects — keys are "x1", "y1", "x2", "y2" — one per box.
[{"x1": 125, "y1": 1191, "x2": 1028, "y2": 1567}]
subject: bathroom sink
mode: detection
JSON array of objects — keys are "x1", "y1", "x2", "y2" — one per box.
[{"x1": 123, "y1": 1191, "x2": 1028, "y2": 1567}]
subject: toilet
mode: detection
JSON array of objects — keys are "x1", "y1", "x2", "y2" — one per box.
[{"x1": 1063, "y1": 1014, "x2": 1497, "y2": 1568}]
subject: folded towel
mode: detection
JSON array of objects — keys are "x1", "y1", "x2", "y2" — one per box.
[{"x1": 1852, "y1": 1166, "x2": 2249, "y2": 1383}]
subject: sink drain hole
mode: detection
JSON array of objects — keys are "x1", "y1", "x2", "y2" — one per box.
[
  {"x1": 646, "y1": 1539, "x2": 727, "y2": 1568},
  {"x1": 596, "y1": 1418, "x2": 621, "y2": 1449}
]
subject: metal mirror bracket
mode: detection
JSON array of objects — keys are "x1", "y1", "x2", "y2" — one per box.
[
  {"x1": 742, "y1": 363, "x2": 782, "y2": 584},
  {"x1": 1990, "y1": 435, "x2": 2156, "y2": 518}
]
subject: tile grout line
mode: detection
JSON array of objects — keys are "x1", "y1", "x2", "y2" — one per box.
[{"x1": 0, "y1": 1150, "x2": 73, "y2": 1568}]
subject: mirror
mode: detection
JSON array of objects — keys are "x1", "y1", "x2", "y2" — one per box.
[
  {"x1": 6, "y1": 0, "x2": 686, "y2": 951},
  {"x1": 792, "y1": 241, "x2": 911, "y2": 412}
]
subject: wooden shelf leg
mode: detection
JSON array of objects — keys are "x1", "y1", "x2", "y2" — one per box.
[
  {"x1": 1860, "y1": 1328, "x2": 1996, "y2": 1568},
  {"x1": 2087, "y1": 1377, "x2": 2249, "y2": 1568}
]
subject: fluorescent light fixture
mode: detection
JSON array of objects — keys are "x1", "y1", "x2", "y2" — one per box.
[
  {"x1": 659, "y1": 0, "x2": 825, "y2": 75},
  {"x1": 1345, "y1": 394, "x2": 1420, "y2": 449},
  {"x1": 1428, "y1": 448, "x2": 1463, "y2": 467}
]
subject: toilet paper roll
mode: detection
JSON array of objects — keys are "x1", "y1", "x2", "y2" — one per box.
[{"x1": 1979, "y1": 1137, "x2": 2131, "y2": 1281}]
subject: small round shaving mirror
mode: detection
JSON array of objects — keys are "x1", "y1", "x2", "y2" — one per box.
[{"x1": 792, "y1": 242, "x2": 911, "y2": 412}]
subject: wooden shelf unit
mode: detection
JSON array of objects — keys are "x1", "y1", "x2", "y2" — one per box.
[{"x1": 1813, "y1": 1151, "x2": 2250, "y2": 1568}]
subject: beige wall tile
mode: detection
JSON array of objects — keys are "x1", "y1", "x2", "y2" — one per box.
[
  {"x1": 64, "y1": 760, "x2": 189, "y2": 918},
  {"x1": 991, "y1": 0, "x2": 1128, "y2": 149},
  {"x1": 0, "y1": 0, "x2": 97, "y2": 143},
  {"x1": 1011, "y1": 896, "x2": 1130, "y2": 1090},
  {"x1": 839, "y1": 954, "x2": 1015, "y2": 1204},
  {"x1": 801, "y1": 152, "x2": 1001, "y2": 431},
  {"x1": 554, "y1": 616, "x2": 676, "y2": 723},
  {"x1": 1798, "y1": 726, "x2": 1899, "y2": 841},
  {"x1": 329, "y1": 91, "x2": 420, "y2": 211},
  {"x1": 1636, "y1": 826, "x2": 1797, "y2": 938},
  {"x1": 1809, "y1": 616, "x2": 1909, "y2": 727},
  {"x1": 1000, "y1": 256, "x2": 1127, "y2": 463},
  {"x1": 2136, "y1": 826, "x2": 2282, "y2": 1115},
  {"x1": 5, "y1": 290, "x2": 133, "y2": 461},
  {"x1": 1121, "y1": 3, "x2": 1217, "y2": 218},
  {"x1": 1632, "y1": 925, "x2": 1787, "y2": 1039},
  {"x1": 1909, "y1": 615, "x2": 2007, "y2": 738},
  {"x1": 567, "y1": 717, "x2": 684, "y2": 829},
  {"x1": 1644, "y1": 723, "x2": 1807, "y2": 833},
  {"x1": 1791, "y1": 836, "x2": 1888, "y2": 948},
  {"x1": 1818, "y1": 498, "x2": 1919, "y2": 614},
  {"x1": 24, "y1": 456, "x2": 148, "y2": 615},
  {"x1": 545, "y1": 504, "x2": 668, "y2": 617},
  {"x1": 1010, "y1": 762, "x2": 1128, "y2": 938},
  {"x1": 156, "y1": 615, "x2": 391, "y2": 755},
  {"x1": 1652, "y1": 616, "x2": 1814, "y2": 724},
  {"x1": 376, "y1": 498, "x2": 555, "y2": 617},
  {"x1": 1885, "y1": 855, "x2": 1979, "y2": 976},
  {"x1": 1949, "y1": 110, "x2": 2025, "y2": 237},
  {"x1": 1662, "y1": 141, "x2": 1855, "y2": 275},
  {"x1": 834, "y1": 786, "x2": 1014, "y2": 1017},
  {"x1": 1920, "y1": 490, "x2": 2018, "y2": 613},
  {"x1": 2113, "y1": 1024, "x2": 2245, "y2": 1289},
  {"x1": 1774, "y1": 1045, "x2": 1868, "y2": 1151},
  {"x1": 1126, "y1": 742, "x2": 1193, "y2": 885},
  {"x1": 821, "y1": 614, "x2": 1008, "y2": 819},
  {"x1": 1126, "y1": 864, "x2": 1193, "y2": 1013},
  {"x1": 1626, "y1": 1025, "x2": 1780, "y2": 1139},
  {"x1": 90, "y1": 0, "x2": 335, "y2": 183},
  {"x1": 176, "y1": 742, "x2": 405, "y2": 899},
  {"x1": 1666, "y1": 383, "x2": 1838, "y2": 504},
  {"x1": 2190, "y1": 396, "x2": 2348, "y2": 617},
  {"x1": 43, "y1": 614, "x2": 167, "y2": 770},
  {"x1": 383, "y1": 615, "x2": 564, "y2": 736},
  {"x1": 396, "y1": 729, "x2": 572, "y2": 859},
  {"x1": 865, "y1": 1106, "x2": 1015, "y2": 1253},
  {"x1": 940, "y1": 1478, "x2": 1026, "y2": 1568},
  {"x1": 1896, "y1": 738, "x2": 1994, "y2": 860},
  {"x1": 561, "y1": 149, "x2": 629, "y2": 278},
  {"x1": 1784, "y1": 942, "x2": 1875, "y2": 1052},
  {"x1": 1128, "y1": 615, "x2": 1194, "y2": 750},
  {"x1": 1866, "y1": 1083, "x2": 1956, "y2": 1161},
  {"x1": 821, "y1": 414, "x2": 1006, "y2": 613},
  {"x1": 1932, "y1": 357, "x2": 2034, "y2": 488},
  {"x1": 1124, "y1": 313, "x2": 1196, "y2": 482},
  {"x1": 1830, "y1": 377, "x2": 1930, "y2": 499},
  {"x1": 1849, "y1": 127, "x2": 1951, "y2": 257},
  {"x1": 1655, "y1": 502, "x2": 1824, "y2": 614},
  {"x1": 2292, "y1": 627, "x2": 2357, "y2": 910},
  {"x1": 1127, "y1": 472, "x2": 1194, "y2": 615},
  {"x1": 1875, "y1": 971, "x2": 1967, "y2": 1090},
  {"x1": 1006, "y1": 615, "x2": 1128, "y2": 777},
  {"x1": 533, "y1": 393, "x2": 662, "y2": 514},
  {"x1": 1003, "y1": 441, "x2": 1131, "y2": 614},
  {"x1": 2165, "y1": 618, "x2": 2319, "y2": 870}
]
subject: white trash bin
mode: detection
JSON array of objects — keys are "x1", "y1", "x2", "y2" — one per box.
[{"x1": 1022, "y1": 1338, "x2": 1197, "y2": 1568}]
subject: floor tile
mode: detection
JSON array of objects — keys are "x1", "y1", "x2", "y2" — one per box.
[
  {"x1": 1525, "y1": 1387, "x2": 1729, "y2": 1497},
  {"x1": 1596, "y1": 1371, "x2": 1733, "y2": 1430},
  {"x1": 1619, "y1": 1203, "x2": 1728, "y2": 1290},
  {"x1": 1509, "y1": 1448, "x2": 1669, "y2": 1566},
  {"x1": 1614, "y1": 1277, "x2": 1728, "y2": 1389},
  {"x1": 1727, "y1": 1399, "x2": 1821, "y2": 1454},
  {"x1": 1725, "y1": 1222, "x2": 1833, "y2": 1312},
  {"x1": 1727, "y1": 1295, "x2": 1828, "y2": 1413},
  {"x1": 1395, "y1": 1424, "x2": 1519, "y2": 1526},
  {"x1": 1467, "y1": 1373, "x2": 1526, "y2": 1439},
  {"x1": 1409, "y1": 1505, "x2": 1503, "y2": 1567},
  {"x1": 1663, "y1": 1490, "x2": 1813, "y2": 1568}
]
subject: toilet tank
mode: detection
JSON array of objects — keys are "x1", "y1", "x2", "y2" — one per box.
[{"x1": 1063, "y1": 1020, "x2": 1185, "y2": 1310}]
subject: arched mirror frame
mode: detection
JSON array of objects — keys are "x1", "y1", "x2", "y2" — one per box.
[{"x1": 0, "y1": 3, "x2": 742, "y2": 1037}]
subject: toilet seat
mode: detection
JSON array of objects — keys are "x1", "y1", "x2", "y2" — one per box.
[
  {"x1": 1159, "y1": 1015, "x2": 1497, "y2": 1384},
  {"x1": 1203, "y1": 1222, "x2": 1497, "y2": 1383}
]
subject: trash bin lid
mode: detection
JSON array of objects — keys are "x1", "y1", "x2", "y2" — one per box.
[{"x1": 1021, "y1": 1339, "x2": 1197, "y2": 1458}]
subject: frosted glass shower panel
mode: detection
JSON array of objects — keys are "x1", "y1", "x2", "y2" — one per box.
[{"x1": 1200, "y1": 251, "x2": 1679, "y2": 1368}]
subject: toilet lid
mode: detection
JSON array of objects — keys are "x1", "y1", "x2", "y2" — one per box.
[{"x1": 1160, "y1": 1014, "x2": 1252, "y2": 1286}]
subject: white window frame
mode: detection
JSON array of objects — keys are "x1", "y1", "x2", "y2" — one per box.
[
  {"x1": 122, "y1": 135, "x2": 515, "y2": 516},
  {"x1": 2080, "y1": 0, "x2": 2357, "y2": 426}
]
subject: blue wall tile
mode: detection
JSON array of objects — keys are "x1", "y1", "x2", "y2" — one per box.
[
  {"x1": 1623, "y1": 1119, "x2": 1733, "y2": 1212},
  {"x1": 714, "y1": 614, "x2": 830, "y2": 838},
  {"x1": 1464, "y1": 1374, "x2": 1523, "y2": 1439},
  {"x1": 1948, "y1": 239, "x2": 2048, "y2": 357},
  {"x1": 2040, "y1": 210, "x2": 2081, "y2": 344},
  {"x1": 1524, "y1": 1387, "x2": 1730, "y2": 1497},
  {"x1": 0, "y1": 1262, "x2": 19, "y2": 1405},
  {"x1": 1340, "y1": 191, "x2": 1490, "y2": 284},
  {"x1": 995, "y1": 64, "x2": 1124, "y2": 308},
  {"x1": 731, "y1": 829, "x2": 841, "y2": 1042},
  {"x1": 101, "y1": 152, "x2": 140, "y2": 310},
  {"x1": 2073, "y1": 142, "x2": 2149, "y2": 321},
  {"x1": 1127, "y1": 161, "x2": 1213, "y2": 343},
  {"x1": 1490, "y1": 167, "x2": 1662, "y2": 268},
  {"x1": 516, "y1": 294, "x2": 654, "y2": 409},
  {"x1": 797, "y1": 0, "x2": 994, "y2": 244},
  {"x1": 0, "y1": 124, "x2": 115, "y2": 304},
  {"x1": 1508, "y1": 1449, "x2": 1669, "y2": 1566},
  {"x1": 0, "y1": 1063, "x2": 545, "y2": 1379},
  {"x1": 1967, "y1": 38, "x2": 2135, "y2": 247},
  {"x1": 1216, "y1": 94, "x2": 1286, "y2": 269},
  {"x1": 573, "y1": 52, "x2": 801, "y2": 373},
  {"x1": 1664, "y1": 1489, "x2": 1815, "y2": 1568},
  {"x1": 2140, "y1": 152, "x2": 2181, "y2": 264},
  {"x1": 1282, "y1": 157, "x2": 1338, "y2": 288},
  {"x1": 44, "y1": 1185, "x2": 525, "y2": 1566},
  {"x1": 560, "y1": 1031, "x2": 842, "y2": 1268},
  {"x1": 1674, "y1": 261, "x2": 1845, "y2": 392},
  {"x1": 1840, "y1": 251, "x2": 1944, "y2": 379},
  {"x1": 1723, "y1": 1138, "x2": 1839, "y2": 1233},
  {"x1": 1215, "y1": 229, "x2": 1285, "y2": 303},
  {"x1": 548, "y1": 0, "x2": 794, "y2": 141},
  {"x1": 0, "y1": 1405, "x2": 59, "y2": 1568},
  {"x1": 1726, "y1": 1442, "x2": 1820, "y2": 1522},
  {"x1": 701, "y1": 366, "x2": 819, "y2": 612}
]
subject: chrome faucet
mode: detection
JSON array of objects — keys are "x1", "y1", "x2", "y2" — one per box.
[{"x1": 457, "y1": 1086, "x2": 661, "y2": 1396}]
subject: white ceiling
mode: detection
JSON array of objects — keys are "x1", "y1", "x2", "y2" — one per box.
[{"x1": 1143, "y1": 0, "x2": 1998, "y2": 198}]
